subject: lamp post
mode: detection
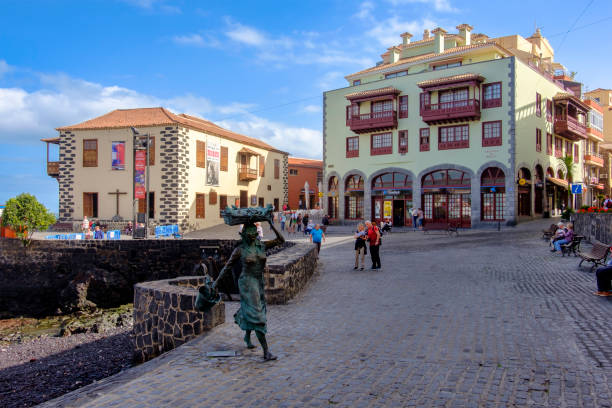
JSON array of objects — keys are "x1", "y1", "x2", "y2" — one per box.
[{"x1": 131, "y1": 127, "x2": 151, "y2": 238}]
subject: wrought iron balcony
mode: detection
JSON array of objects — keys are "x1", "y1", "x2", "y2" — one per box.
[{"x1": 420, "y1": 99, "x2": 481, "y2": 125}]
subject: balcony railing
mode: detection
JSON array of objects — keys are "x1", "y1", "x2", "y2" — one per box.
[
  {"x1": 584, "y1": 152, "x2": 604, "y2": 167},
  {"x1": 438, "y1": 139, "x2": 469, "y2": 150},
  {"x1": 238, "y1": 166, "x2": 258, "y2": 181},
  {"x1": 420, "y1": 99, "x2": 480, "y2": 125},
  {"x1": 348, "y1": 110, "x2": 397, "y2": 134},
  {"x1": 47, "y1": 161, "x2": 59, "y2": 178},
  {"x1": 554, "y1": 115, "x2": 587, "y2": 141}
]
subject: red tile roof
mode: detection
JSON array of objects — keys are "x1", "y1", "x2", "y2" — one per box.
[
  {"x1": 417, "y1": 73, "x2": 485, "y2": 88},
  {"x1": 57, "y1": 107, "x2": 288, "y2": 154},
  {"x1": 345, "y1": 86, "x2": 400, "y2": 99},
  {"x1": 288, "y1": 157, "x2": 323, "y2": 168}
]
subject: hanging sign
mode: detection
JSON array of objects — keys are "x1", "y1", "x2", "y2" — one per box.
[
  {"x1": 134, "y1": 150, "x2": 146, "y2": 199},
  {"x1": 111, "y1": 141, "x2": 125, "y2": 170},
  {"x1": 206, "y1": 138, "x2": 220, "y2": 186},
  {"x1": 518, "y1": 178, "x2": 526, "y2": 186},
  {"x1": 383, "y1": 201, "x2": 393, "y2": 219}
]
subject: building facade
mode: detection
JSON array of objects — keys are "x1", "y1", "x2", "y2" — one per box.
[
  {"x1": 287, "y1": 157, "x2": 323, "y2": 210},
  {"x1": 44, "y1": 108, "x2": 288, "y2": 232},
  {"x1": 324, "y1": 25, "x2": 591, "y2": 227}
]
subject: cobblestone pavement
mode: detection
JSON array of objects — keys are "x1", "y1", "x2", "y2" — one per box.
[{"x1": 42, "y1": 219, "x2": 612, "y2": 407}]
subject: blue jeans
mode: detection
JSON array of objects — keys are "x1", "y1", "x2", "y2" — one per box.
[
  {"x1": 281, "y1": 221, "x2": 285, "y2": 231},
  {"x1": 554, "y1": 239, "x2": 569, "y2": 251}
]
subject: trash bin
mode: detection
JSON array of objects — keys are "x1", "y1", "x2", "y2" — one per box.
[{"x1": 133, "y1": 227, "x2": 146, "y2": 239}]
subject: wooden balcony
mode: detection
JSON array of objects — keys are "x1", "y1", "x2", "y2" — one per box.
[
  {"x1": 238, "y1": 166, "x2": 258, "y2": 181},
  {"x1": 47, "y1": 161, "x2": 59, "y2": 178},
  {"x1": 348, "y1": 110, "x2": 397, "y2": 134},
  {"x1": 584, "y1": 152, "x2": 604, "y2": 167},
  {"x1": 420, "y1": 99, "x2": 480, "y2": 125},
  {"x1": 554, "y1": 116, "x2": 587, "y2": 141}
]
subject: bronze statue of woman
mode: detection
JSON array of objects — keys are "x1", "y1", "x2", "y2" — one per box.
[{"x1": 213, "y1": 219, "x2": 285, "y2": 361}]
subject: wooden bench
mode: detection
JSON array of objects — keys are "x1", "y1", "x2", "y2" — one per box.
[
  {"x1": 542, "y1": 223, "x2": 558, "y2": 240},
  {"x1": 578, "y1": 241, "x2": 610, "y2": 272},
  {"x1": 561, "y1": 235, "x2": 584, "y2": 257},
  {"x1": 423, "y1": 221, "x2": 459, "y2": 237}
]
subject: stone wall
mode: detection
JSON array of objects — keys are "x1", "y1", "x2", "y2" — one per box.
[
  {"x1": 265, "y1": 243, "x2": 318, "y2": 304},
  {"x1": 0, "y1": 238, "x2": 237, "y2": 317},
  {"x1": 133, "y1": 276, "x2": 225, "y2": 363},
  {"x1": 572, "y1": 213, "x2": 612, "y2": 245}
]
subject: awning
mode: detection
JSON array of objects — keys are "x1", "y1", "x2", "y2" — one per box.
[
  {"x1": 41, "y1": 137, "x2": 60, "y2": 143},
  {"x1": 238, "y1": 147, "x2": 260, "y2": 156},
  {"x1": 417, "y1": 73, "x2": 485, "y2": 90},
  {"x1": 547, "y1": 177, "x2": 569, "y2": 189}
]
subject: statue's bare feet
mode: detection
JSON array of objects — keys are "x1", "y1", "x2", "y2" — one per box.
[{"x1": 263, "y1": 351, "x2": 277, "y2": 361}]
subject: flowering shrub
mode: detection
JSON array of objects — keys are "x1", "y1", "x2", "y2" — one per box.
[{"x1": 577, "y1": 207, "x2": 611, "y2": 213}]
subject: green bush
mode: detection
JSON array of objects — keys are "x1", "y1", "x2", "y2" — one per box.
[{"x1": 561, "y1": 207, "x2": 575, "y2": 221}]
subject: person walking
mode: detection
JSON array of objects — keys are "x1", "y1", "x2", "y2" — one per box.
[
  {"x1": 411, "y1": 207, "x2": 418, "y2": 231},
  {"x1": 297, "y1": 213, "x2": 303, "y2": 233},
  {"x1": 302, "y1": 213, "x2": 309, "y2": 235},
  {"x1": 366, "y1": 220, "x2": 381, "y2": 269},
  {"x1": 280, "y1": 212, "x2": 287, "y2": 232},
  {"x1": 417, "y1": 208, "x2": 424, "y2": 230},
  {"x1": 354, "y1": 223, "x2": 367, "y2": 270},
  {"x1": 309, "y1": 224, "x2": 325, "y2": 254}
]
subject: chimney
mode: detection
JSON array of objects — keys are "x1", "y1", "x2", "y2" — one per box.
[
  {"x1": 401, "y1": 32, "x2": 413, "y2": 45},
  {"x1": 431, "y1": 27, "x2": 447, "y2": 54},
  {"x1": 423, "y1": 29, "x2": 431, "y2": 40},
  {"x1": 456, "y1": 24, "x2": 473, "y2": 46},
  {"x1": 388, "y1": 46, "x2": 401, "y2": 63}
]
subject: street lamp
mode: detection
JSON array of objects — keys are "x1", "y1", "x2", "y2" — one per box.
[{"x1": 131, "y1": 127, "x2": 151, "y2": 239}]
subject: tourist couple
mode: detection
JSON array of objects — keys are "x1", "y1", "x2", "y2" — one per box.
[{"x1": 354, "y1": 221, "x2": 381, "y2": 270}]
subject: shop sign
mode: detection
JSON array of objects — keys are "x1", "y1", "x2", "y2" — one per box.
[
  {"x1": 318, "y1": 192, "x2": 324, "y2": 197},
  {"x1": 571, "y1": 184, "x2": 583, "y2": 194},
  {"x1": 382, "y1": 190, "x2": 401, "y2": 196},
  {"x1": 518, "y1": 178, "x2": 526, "y2": 186},
  {"x1": 383, "y1": 201, "x2": 393, "y2": 219}
]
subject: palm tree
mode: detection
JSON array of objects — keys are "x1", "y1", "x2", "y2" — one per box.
[
  {"x1": 569, "y1": 71, "x2": 578, "y2": 80},
  {"x1": 558, "y1": 155, "x2": 575, "y2": 209}
]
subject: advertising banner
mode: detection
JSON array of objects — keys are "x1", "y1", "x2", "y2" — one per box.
[
  {"x1": 206, "y1": 138, "x2": 220, "y2": 186},
  {"x1": 383, "y1": 201, "x2": 392, "y2": 219},
  {"x1": 135, "y1": 150, "x2": 146, "y2": 199},
  {"x1": 112, "y1": 141, "x2": 125, "y2": 170}
]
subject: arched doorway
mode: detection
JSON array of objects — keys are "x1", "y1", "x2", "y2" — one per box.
[
  {"x1": 481, "y1": 167, "x2": 505, "y2": 221},
  {"x1": 371, "y1": 172, "x2": 412, "y2": 226},
  {"x1": 534, "y1": 165, "x2": 544, "y2": 214},
  {"x1": 345, "y1": 175, "x2": 364, "y2": 219},
  {"x1": 327, "y1": 176, "x2": 339, "y2": 219},
  {"x1": 421, "y1": 169, "x2": 471, "y2": 228},
  {"x1": 517, "y1": 167, "x2": 531, "y2": 216}
]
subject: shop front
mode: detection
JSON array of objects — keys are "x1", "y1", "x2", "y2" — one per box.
[
  {"x1": 371, "y1": 172, "x2": 413, "y2": 226},
  {"x1": 517, "y1": 168, "x2": 531, "y2": 216},
  {"x1": 421, "y1": 169, "x2": 471, "y2": 228},
  {"x1": 327, "y1": 176, "x2": 339, "y2": 219},
  {"x1": 344, "y1": 175, "x2": 364, "y2": 220}
]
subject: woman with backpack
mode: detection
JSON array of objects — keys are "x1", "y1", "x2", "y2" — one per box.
[{"x1": 365, "y1": 220, "x2": 381, "y2": 270}]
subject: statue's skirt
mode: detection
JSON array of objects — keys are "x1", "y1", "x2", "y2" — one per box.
[{"x1": 234, "y1": 272, "x2": 267, "y2": 334}]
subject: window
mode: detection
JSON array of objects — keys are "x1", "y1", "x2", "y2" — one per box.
[
  {"x1": 219, "y1": 195, "x2": 227, "y2": 217},
  {"x1": 258, "y1": 197, "x2": 264, "y2": 207},
  {"x1": 432, "y1": 61, "x2": 461, "y2": 70},
  {"x1": 589, "y1": 110, "x2": 604, "y2": 132},
  {"x1": 372, "y1": 100, "x2": 393, "y2": 113},
  {"x1": 546, "y1": 99, "x2": 553, "y2": 122},
  {"x1": 346, "y1": 136, "x2": 359, "y2": 158},
  {"x1": 289, "y1": 169, "x2": 298, "y2": 175},
  {"x1": 274, "y1": 159, "x2": 280, "y2": 179},
  {"x1": 565, "y1": 141, "x2": 571, "y2": 158},
  {"x1": 196, "y1": 193, "x2": 205, "y2": 218},
  {"x1": 240, "y1": 190, "x2": 248, "y2": 208},
  {"x1": 259, "y1": 155, "x2": 265, "y2": 177},
  {"x1": 482, "y1": 82, "x2": 502, "y2": 108},
  {"x1": 481, "y1": 167, "x2": 505, "y2": 221},
  {"x1": 138, "y1": 192, "x2": 155, "y2": 219},
  {"x1": 420, "y1": 92, "x2": 430, "y2": 109},
  {"x1": 482, "y1": 121, "x2": 502, "y2": 147},
  {"x1": 352, "y1": 80, "x2": 361, "y2": 86},
  {"x1": 220, "y1": 146, "x2": 228, "y2": 171},
  {"x1": 546, "y1": 133, "x2": 552, "y2": 155},
  {"x1": 536, "y1": 128, "x2": 542, "y2": 152},
  {"x1": 536, "y1": 92, "x2": 542, "y2": 117},
  {"x1": 438, "y1": 125, "x2": 469, "y2": 150},
  {"x1": 346, "y1": 104, "x2": 359, "y2": 125},
  {"x1": 398, "y1": 130, "x2": 408, "y2": 154},
  {"x1": 83, "y1": 192, "x2": 98, "y2": 217},
  {"x1": 574, "y1": 145, "x2": 579, "y2": 163},
  {"x1": 147, "y1": 137, "x2": 155, "y2": 165},
  {"x1": 399, "y1": 96, "x2": 408, "y2": 118},
  {"x1": 196, "y1": 140, "x2": 206, "y2": 168},
  {"x1": 273, "y1": 198, "x2": 279, "y2": 211},
  {"x1": 439, "y1": 88, "x2": 468, "y2": 108},
  {"x1": 317, "y1": 171, "x2": 323, "y2": 185},
  {"x1": 384, "y1": 70, "x2": 407, "y2": 79},
  {"x1": 419, "y1": 128, "x2": 430, "y2": 151},
  {"x1": 371, "y1": 172, "x2": 412, "y2": 189},
  {"x1": 371, "y1": 132, "x2": 392, "y2": 155},
  {"x1": 345, "y1": 196, "x2": 364, "y2": 219},
  {"x1": 555, "y1": 137, "x2": 563, "y2": 158},
  {"x1": 83, "y1": 139, "x2": 98, "y2": 167}
]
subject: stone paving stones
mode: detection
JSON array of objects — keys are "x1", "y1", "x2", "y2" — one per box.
[{"x1": 40, "y1": 220, "x2": 612, "y2": 407}]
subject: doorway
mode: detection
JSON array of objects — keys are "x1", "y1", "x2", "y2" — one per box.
[
  {"x1": 240, "y1": 190, "x2": 248, "y2": 208},
  {"x1": 83, "y1": 192, "x2": 98, "y2": 218},
  {"x1": 393, "y1": 200, "x2": 405, "y2": 226}
]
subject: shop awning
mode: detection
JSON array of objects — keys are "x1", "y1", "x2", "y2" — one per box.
[{"x1": 547, "y1": 177, "x2": 569, "y2": 189}]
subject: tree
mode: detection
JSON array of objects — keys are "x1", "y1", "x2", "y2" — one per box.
[
  {"x1": 1, "y1": 193, "x2": 56, "y2": 246},
  {"x1": 558, "y1": 155, "x2": 575, "y2": 209}
]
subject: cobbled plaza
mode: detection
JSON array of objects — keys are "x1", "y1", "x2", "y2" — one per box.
[{"x1": 41, "y1": 220, "x2": 612, "y2": 408}]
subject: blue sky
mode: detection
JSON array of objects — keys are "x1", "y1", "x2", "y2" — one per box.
[{"x1": 1, "y1": 0, "x2": 611, "y2": 213}]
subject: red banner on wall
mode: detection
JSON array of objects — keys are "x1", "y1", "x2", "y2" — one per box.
[{"x1": 135, "y1": 150, "x2": 146, "y2": 199}]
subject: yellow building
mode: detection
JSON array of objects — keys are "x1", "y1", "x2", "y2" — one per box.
[
  {"x1": 43, "y1": 107, "x2": 288, "y2": 231},
  {"x1": 324, "y1": 25, "x2": 590, "y2": 227}
]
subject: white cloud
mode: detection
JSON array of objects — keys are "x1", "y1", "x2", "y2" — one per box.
[
  {"x1": 366, "y1": 17, "x2": 438, "y2": 47},
  {"x1": 317, "y1": 71, "x2": 345, "y2": 90},
  {"x1": 302, "y1": 105, "x2": 321, "y2": 113},
  {"x1": 173, "y1": 34, "x2": 205, "y2": 46},
  {"x1": 354, "y1": 1, "x2": 374, "y2": 19},
  {"x1": 0, "y1": 60, "x2": 12, "y2": 78},
  {"x1": 385, "y1": 0, "x2": 456, "y2": 12},
  {"x1": 225, "y1": 22, "x2": 268, "y2": 46}
]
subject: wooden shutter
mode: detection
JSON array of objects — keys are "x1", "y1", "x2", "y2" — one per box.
[
  {"x1": 138, "y1": 197, "x2": 146, "y2": 213},
  {"x1": 196, "y1": 193, "x2": 205, "y2": 218},
  {"x1": 259, "y1": 155, "x2": 265, "y2": 176},
  {"x1": 83, "y1": 139, "x2": 98, "y2": 167},
  {"x1": 148, "y1": 137, "x2": 155, "y2": 165},
  {"x1": 274, "y1": 159, "x2": 280, "y2": 179},
  {"x1": 196, "y1": 140, "x2": 206, "y2": 168},
  {"x1": 240, "y1": 190, "x2": 248, "y2": 208},
  {"x1": 220, "y1": 146, "x2": 228, "y2": 171},
  {"x1": 83, "y1": 193, "x2": 93, "y2": 217},
  {"x1": 219, "y1": 195, "x2": 227, "y2": 217},
  {"x1": 258, "y1": 197, "x2": 264, "y2": 207},
  {"x1": 209, "y1": 191, "x2": 217, "y2": 205}
]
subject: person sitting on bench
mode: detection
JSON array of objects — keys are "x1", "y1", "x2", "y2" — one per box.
[
  {"x1": 595, "y1": 259, "x2": 612, "y2": 296},
  {"x1": 551, "y1": 223, "x2": 573, "y2": 253},
  {"x1": 550, "y1": 222, "x2": 566, "y2": 246}
]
